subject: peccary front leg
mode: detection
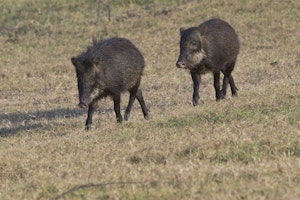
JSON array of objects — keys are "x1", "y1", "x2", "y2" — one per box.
[
  {"x1": 113, "y1": 94, "x2": 122, "y2": 123},
  {"x1": 85, "y1": 101, "x2": 98, "y2": 131},
  {"x1": 191, "y1": 71, "x2": 201, "y2": 106},
  {"x1": 213, "y1": 71, "x2": 224, "y2": 101}
]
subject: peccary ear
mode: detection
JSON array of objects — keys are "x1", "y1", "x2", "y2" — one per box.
[
  {"x1": 179, "y1": 28, "x2": 185, "y2": 36},
  {"x1": 71, "y1": 57, "x2": 77, "y2": 66},
  {"x1": 198, "y1": 25, "x2": 207, "y2": 36}
]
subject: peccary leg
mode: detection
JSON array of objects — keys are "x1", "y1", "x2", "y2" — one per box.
[
  {"x1": 191, "y1": 71, "x2": 201, "y2": 106},
  {"x1": 113, "y1": 94, "x2": 122, "y2": 123},
  {"x1": 222, "y1": 61, "x2": 237, "y2": 97},
  {"x1": 213, "y1": 71, "x2": 223, "y2": 101},
  {"x1": 136, "y1": 89, "x2": 149, "y2": 119},
  {"x1": 124, "y1": 85, "x2": 139, "y2": 121},
  {"x1": 221, "y1": 75, "x2": 229, "y2": 97},
  {"x1": 125, "y1": 82, "x2": 149, "y2": 121},
  {"x1": 229, "y1": 75, "x2": 238, "y2": 96},
  {"x1": 85, "y1": 101, "x2": 98, "y2": 131},
  {"x1": 85, "y1": 93, "x2": 108, "y2": 131}
]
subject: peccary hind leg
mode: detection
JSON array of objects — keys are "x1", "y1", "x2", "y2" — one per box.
[
  {"x1": 229, "y1": 76, "x2": 238, "y2": 96},
  {"x1": 213, "y1": 71, "x2": 224, "y2": 101},
  {"x1": 113, "y1": 94, "x2": 122, "y2": 123},
  {"x1": 124, "y1": 85, "x2": 139, "y2": 121},
  {"x1": 124, "y1": 83, "x2": 149, "y2": 121},
  {"x1": 136, "y1": 89, "x2": 149, "y2": 119},
  {"x1": 221, "y1": 61, "x2": 238, "y2": 97}
]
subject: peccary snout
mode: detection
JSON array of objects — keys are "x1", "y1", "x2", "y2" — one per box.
[{"x1": 176, "y1": 61, "x2": 186, "y2": 68}]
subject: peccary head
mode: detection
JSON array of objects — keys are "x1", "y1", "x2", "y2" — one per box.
[
  {"x1": 71, "y1": 57, "x2": 100, "y2": 108},
  {"x1": 176, "y1": 27, "x2": 206, "y2": 69}
]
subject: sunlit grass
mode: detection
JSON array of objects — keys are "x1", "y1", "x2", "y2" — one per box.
[{"x1": 1, "y1": 0, "x2": 300, "y2": 199}]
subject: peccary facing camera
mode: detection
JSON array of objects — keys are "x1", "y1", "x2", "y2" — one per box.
[
  {"x1": 176, "y1": 19, "x2": 240, "y2": 105},
  {"x1": 71, "y1": 37, "x2": 149, "y2": 130}
]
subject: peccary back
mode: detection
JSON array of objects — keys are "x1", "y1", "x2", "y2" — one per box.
[{"x1": 198, "y1": 19, "x2": 239, "y2": 69}]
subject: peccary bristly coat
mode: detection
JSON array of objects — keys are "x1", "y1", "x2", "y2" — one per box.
[
  {"x1": 71, "y1": 37, "x2": 149, "y2": 130},
  {"x1": 176, "y1": 18, "x2": 240, "y2": 105}
]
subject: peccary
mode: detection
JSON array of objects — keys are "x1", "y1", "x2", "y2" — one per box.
[
  {"x1": 71, "y1": 37, "x2": 149, "y2": 130},
  {"x1": 176, "y1": 19, "x2": 240, "y2": 105}
]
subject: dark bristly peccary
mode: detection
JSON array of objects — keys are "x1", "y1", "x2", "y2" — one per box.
[
  {"x1": 71, "y1": 37, "x2": 149, "y2": 130},
  {"x1": 176, "y1": 18, "x2": 240, "y2": 105}
]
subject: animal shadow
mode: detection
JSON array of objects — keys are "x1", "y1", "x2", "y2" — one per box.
[{"x1": 0, "y1": 108, "x2": 89, "y2": 136}]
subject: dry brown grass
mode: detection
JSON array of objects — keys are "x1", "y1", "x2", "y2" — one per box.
[{"x1": 1, "y1": 0, "x2": 300, "y2": 199}]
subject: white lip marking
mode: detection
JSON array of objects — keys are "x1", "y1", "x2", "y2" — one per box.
[
  {"x1": 90, "y1": 87, "x2": 100, "y2": 100},
  {"x1": 192, "y1": 49, "x2": 206, "y2": 64},
  {"x1": 186, "y1": 49, "x2": 206, "y2": 68}
]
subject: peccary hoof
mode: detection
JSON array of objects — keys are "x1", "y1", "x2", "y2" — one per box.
[
  {"x1": 192, "y1": 99, "x2": 199, "y2": 106},
  {"x1": 85, "y1": 125, "x2": 91, "y2": 131},
  {"x1": 124, "y1": 113, "x2": 130, "y2": 121},
  {"x1": 192, "y1": 99, "x2": 204, "y2": 106},
  {"x1": 216, "y1": 94, "x2": 226, "y2": 101},
  {"x1": 116, "y1": 117, "x2": 123, "y2": 123},
  {"x1": 144, "y1": 114, "x2": 150, "y2": 120}
]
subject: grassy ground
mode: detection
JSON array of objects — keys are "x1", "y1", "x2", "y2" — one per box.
[{"x1": 1, "y1": 0, "x2": 300, "y2": 199}]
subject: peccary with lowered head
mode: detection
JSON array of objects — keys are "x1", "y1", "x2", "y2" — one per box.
[
  {"x1": 71, "y1": 37, "x2": 149, "y2": 130},
  {"x1": 176, "y1": 18, "x2": 240, "y2": 105}
]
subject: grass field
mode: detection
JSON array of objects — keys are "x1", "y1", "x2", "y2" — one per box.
[{"x1": 1, "y1": 0, "x2": 300, "y2": 199}]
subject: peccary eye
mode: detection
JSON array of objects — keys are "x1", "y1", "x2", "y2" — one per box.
[{"x1": 190, "y1": 41, "x2": 198, "y2": 47}]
